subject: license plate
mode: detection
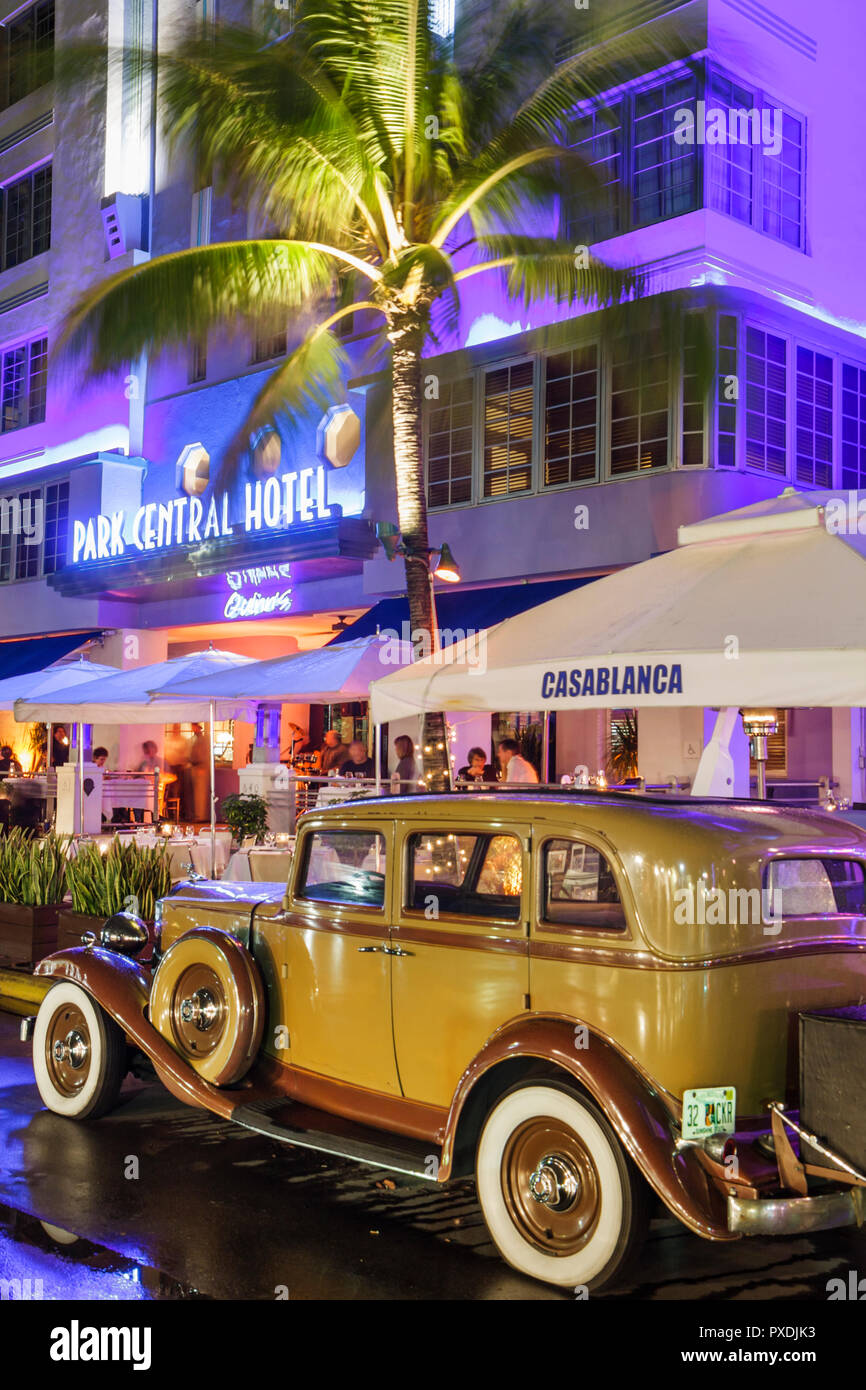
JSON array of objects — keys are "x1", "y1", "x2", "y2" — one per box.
[{"x1": 682, "y1": 1086, "x2": 736, "y2": 1140}]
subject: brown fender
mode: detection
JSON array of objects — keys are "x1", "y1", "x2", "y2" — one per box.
[
  {"x1": 35, "y1": 947, "x2": 238, "y2": 1120},
  {"x1": 439, "y1": 1014, "x2": 734, "y2": 1240}
]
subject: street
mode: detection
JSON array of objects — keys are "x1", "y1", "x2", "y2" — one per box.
[{"x1": 2, "y1": 1014, "x2": 864, "y2": 1303}]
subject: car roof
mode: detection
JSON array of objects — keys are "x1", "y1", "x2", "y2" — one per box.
[{"x1": 303, "y1": 790, "x2": 866, "y2": 849}]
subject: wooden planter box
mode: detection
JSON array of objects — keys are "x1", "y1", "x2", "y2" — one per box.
[
  {"x1": 0, "y1": 902, "x2": 63, "y2": 965},
  {"x1": 56, "y1": 910, "x2": 157, "y2": 958},
  {"x1": 56, "y1": 910, "x2": 106, "y2": 953}
]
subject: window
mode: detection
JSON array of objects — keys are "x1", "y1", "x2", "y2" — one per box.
[
  {"x1": 542, "y1": 838, "x2": 626, "y2": 929},
  {"x1": 762, "y1": 112, "x2": 804, "y2": 249},
  {"x1": 251, "y1": 326, "x2": 287, "y2": 365},
  {"x1": 1, "y1": 336, "x2": 47, "y2": 432},
  {"x1": 764, "y1": 858, "x2": 866, "y2": 918},
  {"x1": 745, "y1": 327, "x2": 786, "y2": 475},
  {"x1": 298, "y1": 829, "x2": 387, "y2": 907},
  {"x1": 14, "y1": 486, "x2": 39, "y2": 579},
  {"x1": 189, "y1": 336, "x2": 207, "y2": 385},
  {"x1": 407, "y1": 830, "x2": 522, "y2": 920},
  {"x1": 544, "y1": 344, "x2": 598, "y2": 486},
  {"x1": 564, "y1": 63, "x2": 804, "y2": 250},
  {"x1": 0, "y1": 475, "x2": 68, "y2": 583},
  {"x1": 705, "y1": 71, "x2": 755, "y2": 225},
  {"x1": 842, "y1": 363, "x2": 866, "y2": 491},
  {"x1": 42, "y1": 479, "x2": 68, "y2": 575},
  {"x1": 716, "y1": 314, "x2": 738, "y2": 468},
  {"x1": 0, "y1": 0, "x2": 54, "y2": 111},
  {"x1": 610, "y1": 337, "x2": 669, "y2": 475},
  {"x1": 681, "y1": 317, "x2": 705, "y2": 467},
  {"x1": 795, "y1": 348, "x2": 833, "y2": 487},
  {"x1": 427, "y1": 377, "x2": 473, "y2": 507},
  {"x1": 632, "y1": 72, "x2": 699, "y2": 228},
  {"x1": 563, "y1": 104, "x2": 623, "y2": 245},
  {"x1": 483, "y1": 361, "x2": 533, "y2": 497},
  {"x1": 2, "y1": 165, "x2": 51, "y2": 270}
]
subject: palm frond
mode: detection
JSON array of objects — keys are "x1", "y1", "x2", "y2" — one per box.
[
  {"x1": 461, "y1": 235, "x2": 638, "y2": 310},
  {"x1": 54, "y1": 240, "x2": 339, "y2": 377}
]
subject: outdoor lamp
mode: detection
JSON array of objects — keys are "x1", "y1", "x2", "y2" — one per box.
[
  {"x1": 432, "y1": 542, "x2": 460, "y2": 583},
  {"x1": 741, "y1": 709, "x2": 778, "y2": 801}
]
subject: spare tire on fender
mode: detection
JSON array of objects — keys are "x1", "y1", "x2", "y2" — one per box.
[{"x1": 150, "y1": 927, "x2": 265, "y2": 1086}]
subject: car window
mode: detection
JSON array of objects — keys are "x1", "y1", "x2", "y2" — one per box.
[
  {"x1": 764, "y1": 858, "x2": 866, "y2": 917},
  {"x1": 407, "y1": 831, "x2": 522, "y2": 921},
  {"x1": 298, "y1": 830, "x2": 387, "y2": 908},
  {"x1": 542, "y1": 837, "x2": 626, "y2": 930}
]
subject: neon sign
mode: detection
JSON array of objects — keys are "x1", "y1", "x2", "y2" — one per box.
[
  {"x1": 72, "y1": 467, "x2": 332, "y2": 563},
  {"x1": 223, "y1": 563, "x2": 293, "y2": 621}
]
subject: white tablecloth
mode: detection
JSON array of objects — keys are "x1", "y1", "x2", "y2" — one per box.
[
  {"x1": 165, "y1": 838, "x2": 232, "y2": 881},
  {"x1": 223, "y1": 847, "x2": 294, "y2": 883}
]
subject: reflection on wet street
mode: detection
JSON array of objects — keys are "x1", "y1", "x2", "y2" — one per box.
[{"x1": 2, "y1": 1014, "x2": 866, "y2": 1301}]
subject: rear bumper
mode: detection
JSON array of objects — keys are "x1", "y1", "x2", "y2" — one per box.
[{"x1": 728, "y1": 1185, "x2": 866, "y2": 1236}]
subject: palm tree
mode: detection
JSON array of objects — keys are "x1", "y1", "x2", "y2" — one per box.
[{"x1": 57, "y1": 2, "x2": 701, "y2": 779}]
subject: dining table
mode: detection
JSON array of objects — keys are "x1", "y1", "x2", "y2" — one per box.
[{"x1": 223, "y1": 844, "x2": 294, "y2": 883}]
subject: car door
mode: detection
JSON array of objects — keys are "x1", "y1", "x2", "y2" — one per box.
[
  {"x1": 390, "y1": 820, "x2": 532, "y2": 1108},
  {"x1": 280, "y1": 818, "x2": 401, "y2": 1095}
]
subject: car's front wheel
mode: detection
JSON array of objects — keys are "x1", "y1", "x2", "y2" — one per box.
[
  {"x1": 32, "y1": 981, "x2": 126, "y2": 1119},
  {"x1": 475, "y1": 1082, "x2": 648, "y2": 1290}
]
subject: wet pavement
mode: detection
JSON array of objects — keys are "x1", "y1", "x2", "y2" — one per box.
[{"x1": 3, "y1": 1011, "x2": 866, "y2": 1301}]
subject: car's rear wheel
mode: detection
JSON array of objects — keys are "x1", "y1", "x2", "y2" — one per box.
[
  {"x1": 150, "y1": 928, "x2": 265, "y2": 1086},
  {"x1": 475, "y1": 1082, "x2": 648, "y2": 1290},
  {"x1": 33, "y1": 981, "x2": 126, "y2": 1120}
]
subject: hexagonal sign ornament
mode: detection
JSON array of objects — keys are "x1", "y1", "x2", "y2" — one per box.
[
  {"x1": 251, "y1": 426, "x2": 281, "y2": 479},
  {"x1": 317, "y1": 404, "x2": 360, "y2": 469},
  {"x1": 176, "y1": 443, "x2": 210, "y2": 497}
]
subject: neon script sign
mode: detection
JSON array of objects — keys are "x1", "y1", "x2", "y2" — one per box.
[
  {"x1": 72, "y1": 467, "x2": 332, "y2": 563},
  {"x1": 224, "y1": 564, "x2": 293, "y2": 620}
]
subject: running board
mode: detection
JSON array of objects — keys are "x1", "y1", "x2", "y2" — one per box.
[{"x1": 230, "y1": 1099, "x2": 439, "y2": 1180}]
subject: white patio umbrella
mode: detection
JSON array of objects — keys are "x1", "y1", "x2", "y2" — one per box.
[
  {"x1": 369, "y1": 490, "x2": 866, "y2": 785},
  {"x1": 15, "y1": 648, "x2": 256, "y2": 852},
  {"x1": 168, "y1": 634, "x2": 416, "y2": 789}
]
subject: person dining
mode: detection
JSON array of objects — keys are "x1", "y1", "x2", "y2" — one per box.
[
  {"x1": 338, "y1": 740, "x2": 375, "y2": 779},
  {"x1": 456, "y1": 746, "x2": 496, "y2": 786},
  {"x1": 496, "y1": 737, "x2": 539, "y2": 784},
  {"x1": 392, "y1": 734, "x2": 418, "y2": 792},
  {"x1": 0, "y1": 745, "x2": 22, "y2": 777},
  {"x1": 319, "y1": 728, "x2": 349, "y2": 773}
]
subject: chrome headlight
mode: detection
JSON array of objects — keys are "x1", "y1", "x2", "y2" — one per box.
[{"x1": 99, "y1": 912, "x2": 150, "y2": 957}]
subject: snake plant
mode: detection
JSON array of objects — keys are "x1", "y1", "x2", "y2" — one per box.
[
  {"x1": 65, "y1": 838, "x2": 172, "y2": 920},
  {"x1": 0, "y1": 829, "x2": 69, "y2": 907}
]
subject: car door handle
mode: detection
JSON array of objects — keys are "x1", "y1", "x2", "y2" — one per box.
[
  {"x1": 357, "y1": 945, "x2": 385, "y2": 953},
  {"x1": 382, "y1": 945, "x2": 413, "y2": 957}
]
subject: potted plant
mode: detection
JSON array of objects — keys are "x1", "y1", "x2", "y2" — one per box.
[
  {"x1": 607, "y1": 712, "x2": 639, "y2": 784},
  {"x1": 0, "y1": 829, "x2": 68, "y2": 964},
  {"x1": 59, "y1": 838, "x2": 172, "y2": 952},
  {"x1": 221, "y1": 793, "x2": 269, "y2": 846}
]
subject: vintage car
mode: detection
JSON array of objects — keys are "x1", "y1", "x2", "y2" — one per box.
[{"x1": 23, "y1": 791, "x2": 866, "y2": 1290}]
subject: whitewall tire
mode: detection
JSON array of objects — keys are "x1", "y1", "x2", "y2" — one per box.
[
  {"x1": 476, "y1": 1082, "x2": 647, "y2": 1290},
  {"x1": 33, "y1": 981, "x2": 126, "y2": 1120}
]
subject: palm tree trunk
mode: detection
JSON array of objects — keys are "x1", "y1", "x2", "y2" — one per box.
[{"x1": 390, "y1": 314, "x2": 450, "y2": 790}]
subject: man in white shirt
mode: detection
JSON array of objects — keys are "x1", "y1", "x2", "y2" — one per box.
[{"x1": 497, "y1": 738, "x2": 539, "y2": 784}]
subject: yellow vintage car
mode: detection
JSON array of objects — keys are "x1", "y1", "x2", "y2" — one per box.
[{"x1": 24, "y1": 791, "x2": 866, "y2": 1290}]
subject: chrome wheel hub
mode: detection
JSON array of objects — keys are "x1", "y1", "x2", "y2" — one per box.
[
  {"x1": 528, "y1": 1153, "x2": 581, "y2": 1213},
  {"x1": 52, "y1": 1029, "x2": 89, "y2": 1070},
  {"x1": 179, "y1": 988, "x2": 219, "y2": 1032}
]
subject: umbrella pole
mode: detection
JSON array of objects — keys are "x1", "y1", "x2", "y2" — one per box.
[
  {"x1": 209, "y1": 699, "x2": 217, "y2": 873},
  {"x1": 542, "y1": 711, "x2": 551, "y2": 784},
  {"x1": 374, "y1": 722, "x2": 381, "y2": 793},
  {"x1": 77, "y1": 722, "x2": 84, "y2": 836}
]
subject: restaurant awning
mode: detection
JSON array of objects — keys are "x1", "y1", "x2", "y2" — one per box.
[
  {"x1": 330, "y1": 576, "x2": 597, "y2": 647},
  {"x1": 0, "y1": 631, "x2": 104, "y2": 681},
  {"x1": 369, "y1": 490, "x2": 866, "y2": 722}
]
